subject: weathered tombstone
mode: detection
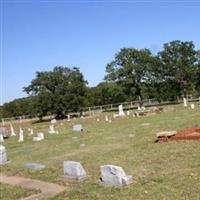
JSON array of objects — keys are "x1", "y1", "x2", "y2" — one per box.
[
  {"x1": 18, "y1": 128, "x2": 24, "y2": 142},
  {"x1": 138, "y1": 106, "x2": 141, "y2": 111},
  {"x1": 30, "y1": 128, "x2": 33, "y2": 135},
  {"x1": 25, "y1": 163, "x2": 45, "y2": 170},
  {"x1": 118, "y1": 105, "x2": 125, "y2": 117},
  {"x1": 100, "y1": 165, "x2": 133, "y2": 186},
  {"x1": 33, "y1": 132, "x2": 44, "y2": 141},
  {"x1": 73, "y1": 124, "x2": 83, "y2": 132},
  {"x1": 96, "y1": 118, "x2": 100, "y2": 122},
  {"x1": 10, "y1": 123, "x2": 16, "y2": 136},
  {"x1": 190, "y1": 104, "x2": 195, "y2": 109},
  {"x1": 113, "y1": 113, "x2": 119, "y2": 118},
  {"x1": 63, "y1": 161, "x2": 87, "y2": 180},
  {"x1": 0, "y1": 134, "x2": 4, "y2": 142},
  {"x1": 67, "y1": 114, "x2": 70, "y2": 122},
  {"x1": 141, "y1": 106, "x2": 146, "y2": 111},
  {"x1": 0, "y1": 127, "x2": 5, "y2": 134},
  {"x1": 105, "y1": 115, "x2": 109, "y2": 122},
  {"x1": 0, "y1": 145, "x2": 8, "y2": 165},
  {"x1": 48, "y1": 125, "x2": 55, "y2": 134},
  {"x1": 127, "y1": 110, "x2": 130, "y2": 116},
  {"x1": 51, "y1": 119, "x2": 57, "y2": 124},
  {"x1": 80, "y1": 143, "x2": 85, "y2": 148},
  {"x1": 183, "y1": 97, "x2": 187, "y2": 107}
]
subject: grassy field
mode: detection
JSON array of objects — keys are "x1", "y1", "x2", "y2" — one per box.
[
  {"x1": 0, "y1": 183, "x2": 38, "y2": 200},
  {"x1": 1, "y1": 104, "x2": 200, "y2": 200}
]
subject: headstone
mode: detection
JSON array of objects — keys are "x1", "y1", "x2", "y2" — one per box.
[
  {"x1": 51, "y1": 119, "x2": 57, "y2": 124},
  {"x1": 30, "y1": 128, "x2": 33, "y2": 135},
  {"x1": 141, "y1": 106, "x2": 146, "y2": 111},
  {"x1": 80, "y1": 143, "x2": 85, "y2": 148},
  {"x1": 118, "y1": 105, "x2": 125, "y2": 117},
  {"x1": 138, "y1": 106, "x2": 141, "y2": 111},
  {"x1": 48, "y1": 125, "x2": 55, "y2": 134},
  {"x1": 67, "y1": 114, "x2": 70, "y2": 122},
  {"x1": 25, "y1": 163, "x2": 45, "y2": 170},
  {"x1": 127, "y1": 110, "x2": 130, "y2": 116},
  {"x1": 1, "y1": 119, "x2": 5, "y2": 126},
  {"x1": 113, "y1": 113, "x2": 119, "y2": 118},
  {"x1": 96, "y1": 118, "x2": 100, "y2": 122},
  {"x1": 18, "y1": 128, "x2": 24, "y2": 142},
  {"x1": 33, "y1": 132, "x2": 44, "y2": 141},
  {"x1": 109, "y1": 119, "x2": 112, "y2": 123},
  {"x1": 10, "y1": 123, "x2": 16, "y2": 136},
  {"x1": 190, "y1": 104, "x2": 195, "y2": 109},
  {"x1": 0, "y1": 145, "x2": 8, "y2": 165},
  {"x1": 73, "y1": 124, "x2": 83, "y2": 132},
  {"x1": 63, "y1": 161, "x2": 87, "y2": 180},
  {"x1": 100, "y1": 165, "x2": 133, "y2": 186},
  {"x1": 0, "y1": 127, "x2": 5, "y2": 134},
  {"x1": 0, "y1": 134, "x2": 4, "y2": 142},
  {"x1": 105, "y1": 115, "x2": 109, "y2": 122},
  {"x1": 183, "y1": 97, "x2": 187, "y2": 107}
]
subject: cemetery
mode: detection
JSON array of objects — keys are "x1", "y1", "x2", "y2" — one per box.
[
  {"x1": 1, "y1": 2, "x2": 200, "y2": 199},
  {"x1": 0, "y1": 103, "x2": 200, "y2": 199}
]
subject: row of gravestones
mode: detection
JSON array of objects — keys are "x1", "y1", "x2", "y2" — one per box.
[
  {"x1": 0, "y1": 146, "x2": 132, "y2": 187},
  {"x1": 0, "y1": 122, "x2": 84, "y2": 143}
]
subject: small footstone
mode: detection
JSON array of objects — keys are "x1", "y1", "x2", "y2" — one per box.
[
  {"x1": 63, "y1": 161, "x2": 87, "y2": 180},
  {"x1": 25, "y1": 163, "x2": 45, "y2": 170}
]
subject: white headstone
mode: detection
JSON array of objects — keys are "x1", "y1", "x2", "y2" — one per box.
[
  {"x1": 1, "y1": 119, "x2": 5, "y2": 126},
  {"x1": 18, "y1": 128, "x2": 24, "y2": 142},
  {"x1": 127, "y1": 110, "x2": 130, "y2": 116},
  {"x1": 63, "y1": 161, "x2": 87, "y2": 180},
  {"x1": 100, "y1": 165, "x2": 132, "y2": 186},
  {"x1": 67, "y1": 114, "x2": 70, "y2": 122},
  {"x1": 48, "y1": 125, "x2": 55, "y2": 134},
  {"x1": 73, "y1": 124, "x2": 83, "y2": 132},
  {"x1": 190, "y1": 104, "x2": 195, "y2": 109},
  {"x1": 0, "y1": 134, "x2": 4, "y2": 142},
  {"x1": 118, "y1": 105, "x2": 125, "y2": 117},
  {"x1": 33, "y1": 132, "x2": 44, "y2": 141},
  {"x1": 96, "y1": 118, "x2": 100, "y2": 122},
  {"x1": 51, "y1": 119, "x2": 57, "y2": 124},
  {"x1": 113, "y1": 113, "x2": 119, "y2": 118},
  {"x1": 141, "y1": 106, "x2": 146, "y2": 111},
  {"x1": 0, "y1": 145, "x2": 8, "y2": 165},
  {"x1": 10, "y1": 124, "x2": 16, "y2": 136},
  {"x1": 183, "y1": 97, "x2": 187, "y2": 107},
  {"x1": 105, "y1": 115, "x2": 109, "y2": 122},
  {"x1": 30, "y1": 128, "x2": 33, "y2": 135}
]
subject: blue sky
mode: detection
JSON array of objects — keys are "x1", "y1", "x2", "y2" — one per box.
[{"x1": 1, "y1": 0, "x2": 200, "y2": 104}]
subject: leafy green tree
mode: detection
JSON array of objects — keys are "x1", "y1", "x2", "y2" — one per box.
[
  {"x1": 105, "y1": 48, "x2": 156, "y2": 106},
  {"x1": 158, "y1": 40, "x2": 198, "y2": 98},
  {"x1": 88, "y1": 82, "x2": 126, "y2": 106},
  {"x1": 24, "y1": 66, "x2": 88, "y2": 119}
]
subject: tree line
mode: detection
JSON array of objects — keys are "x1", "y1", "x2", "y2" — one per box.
[{"x1": 1, "y1": 40, "x2": 200, "y2": 119}]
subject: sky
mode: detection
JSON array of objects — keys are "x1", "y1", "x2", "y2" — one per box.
[{"x1": 1, "y1": 0, "x2": 200, "y2": 105}]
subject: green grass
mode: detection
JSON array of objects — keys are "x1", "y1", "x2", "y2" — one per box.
[
  {"x1": 1, "y1": 104, "x2": 200, "y2": 200},
  {"x1": 0, "y1": 183, "x2": 38, "y2": 200}
]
